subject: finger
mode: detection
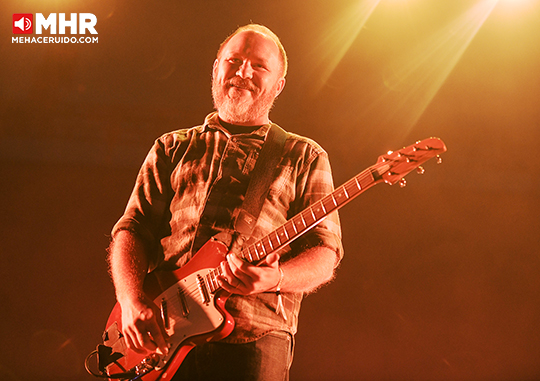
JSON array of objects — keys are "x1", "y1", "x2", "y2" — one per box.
[
  {"x1": 265, "y1": 253, "x2": 280, "y2": 266},
  {"x1": 227, "y1": 254, "x2": 255, "y2": 283},
  {"x1": 151, "y1": 308, "x2": 170, "y2": 343},
  {"x1": 226, "y1": 253, "x2": 245, "y2": 270},
  {"x1": 147, "y1": 321, "x2": 169, "y2": 355},
  {"x1": 124, "y1": 326, "x2": 148, "y2": 354},
  {"x1": 134, "y1": 324, "x2": 158, "y2": 352},
  {"x1": 217, "y1": 274, "x2": 236, "y2": 293}
]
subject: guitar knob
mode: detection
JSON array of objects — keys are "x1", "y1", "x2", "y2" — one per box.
[
  {"x1": 399, "y1": 178, "x2": 407, "y2": 188},
  {"x1": 436, "y1": 155, "x2": 443, "y2": 164},
  {"x1": 416, "y1": 166, "x2": 425, "y2": 175}
]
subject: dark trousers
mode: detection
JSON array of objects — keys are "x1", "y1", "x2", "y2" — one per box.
[{"x1": 172, "y1": 331, "x2": 294, "y2": 381}]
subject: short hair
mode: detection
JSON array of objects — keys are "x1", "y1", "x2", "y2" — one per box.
[{"x1": 217, "y1": 24, "x2": 288, "y2": 78}]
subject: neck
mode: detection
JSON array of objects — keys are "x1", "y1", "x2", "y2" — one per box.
[
  {"x1": 217, "y1": 111, "x2": 269, "y2": 127},
  {"x1": 218, "y1": 118, "x2": 262, "y2": 135}
]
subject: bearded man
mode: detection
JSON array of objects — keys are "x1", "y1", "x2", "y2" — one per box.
[{"x1": 107, "y1": 24, "x2": 343, "y2": 381}]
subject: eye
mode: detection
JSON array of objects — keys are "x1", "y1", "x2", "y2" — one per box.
[{"x1": 228, "y1": 58, "x2": 242, "y2": 65}]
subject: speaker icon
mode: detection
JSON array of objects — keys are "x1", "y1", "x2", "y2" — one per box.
[{"x1": 13, "y1": 14, "x2": 33, "y2": 34}]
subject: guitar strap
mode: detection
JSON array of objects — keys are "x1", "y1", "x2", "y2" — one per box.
[
  {"x1": 232, "y1": 123, "x2": 288, "y2": 246},
  {"x1": 231, "y1": 123, "x2": 289, "y2": 320},
  {"x1": 190, "y1": 124, "x2": 288, "y2": 256}
]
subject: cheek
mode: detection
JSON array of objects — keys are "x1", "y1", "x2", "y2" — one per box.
[
  {"x1": 259, "y1": 76, "x2": 280, "y2": 93},
  {"x1": 221, "y1": 64, "x2": 239, "y2": 79}
]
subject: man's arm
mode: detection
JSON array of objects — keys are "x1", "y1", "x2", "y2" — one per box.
[
  {"x1": 108, "y1": 229, "x2": 169, "y2": 354},
  {"x1": 218, "y1": 246, "x2": 337, "y2": 295}
]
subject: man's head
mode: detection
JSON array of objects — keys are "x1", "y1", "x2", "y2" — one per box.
[{"x1": 212, "y1": 24, "x2": 287, "y2": 126}]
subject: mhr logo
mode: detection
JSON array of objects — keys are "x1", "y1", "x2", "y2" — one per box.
[{"x1": 13, "y1": 13, "x2": 98, "y2": 35}]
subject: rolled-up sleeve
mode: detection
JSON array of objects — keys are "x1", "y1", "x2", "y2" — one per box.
[
  {"x1": 289, "y1": 147, "x2": 344, "y2": 266},
  {"x1": 111, "y1": 138, "x2": 173, "y2": 266}
]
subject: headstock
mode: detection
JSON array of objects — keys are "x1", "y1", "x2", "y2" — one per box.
[{"x1": 376, "y1": 138, "x2": 447, "y2": 186}]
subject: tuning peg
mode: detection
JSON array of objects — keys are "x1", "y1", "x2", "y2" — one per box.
[
  {"x1": 436, "y1": 155, "x2": 443, "y2": 164},
  {"x1": 416, "y1": 166, "x2": 425, "y2": 175},
  {"x1": 399, "y1": 178, "x2": 407, "y2": 188}
]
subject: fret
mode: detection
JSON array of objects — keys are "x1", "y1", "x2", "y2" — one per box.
[
  {"x1": 312, "y1": 203, "x2": 324, "y2": 220},
  {"x1": 291, "y1": 220, "x2": 298, "y2": 234},
  {"x1": 278, "y1": 226, "x2": 289, "y2": 242},
  {"x1": 309, "y1": 207, "x2": 317, "y2": 222},
  {"x1": 330, "y1": 193, "x2": 338, "y2": 207},
  {"x1": 322, "y1": 196, "x2": 337, "y2": 213},
  {"x1": 292, "y1": 214, "x2": 307, "y2": 233},
  {"x1": 255, "y1": 241, "x2": 266, "y2": 257},
  {"x1": 302, "y1": 209, "x2": 316, "y2": 225},
  {"x1": 276, "y1": 227, "x2": 287, "y2": 245},
  {"x1": 359, "y1": 172, "x2": 374, "y2": 189},
  {"x1": 343, "y1": 186, "x2": 349, "y2": 198},
  {"x1": 253, "y1": 245, "x2": 262, "y2": 261},
  {"x1": 344, "y1": 182, "x2": 359, "y2": 198},
  {"x1": 269, "y1": 232, "x2": 281, "y2": 248},
  {"x1": 320, "y1": 201, "x2": 327, "y2": 214},
  {"x1": 246, "y1": 246, "x2": 253, "y2": 262},
  {"x1": 284, "y1": 222, "x2": 295, "y2": 239},
  {"x1": 354, "y1": 176, "x2": 362, "y2": 191},
  {"x1": 240, "y1": 249, "x2": 248, "y2": 262},
  {"x1": 264, "y1": 236, "x2": 274, "y2": 251},
  {"x1": 333, "y1": 188, "x2": 348, "y2": 204}
]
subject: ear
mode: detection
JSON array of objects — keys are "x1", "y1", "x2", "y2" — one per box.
[
  {"x1": 275, "y1": 77, "x2": 286, "y2": 97},
  {"x1": 212, "y1": 59, "x2": 219, "y2": 78}
]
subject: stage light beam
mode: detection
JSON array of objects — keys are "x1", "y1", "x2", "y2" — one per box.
[
  {"x1": 312, "y1": 0, "x2": 381, "y2": 92},
  {"x1": 373, "y1": 0, "x2": 499, "y2": 133}
]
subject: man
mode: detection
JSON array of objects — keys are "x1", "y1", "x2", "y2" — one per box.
[{"x1": 108, "y1": 24, "x2": 343, "y2": 380}]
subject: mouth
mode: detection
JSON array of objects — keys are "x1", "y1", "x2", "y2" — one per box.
[{"x1": 228, "y1": 78, "x2": 256, "y2": 93}]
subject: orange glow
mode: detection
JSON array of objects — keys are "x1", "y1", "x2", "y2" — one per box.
[
  {"x1": 369, "y1": 0, "x2": 499, "y2": 133},
  {"x1": 311, "y1": 0, "x2": 381, "y2": 91},
  {"x1": 493, "y1": 0, "x2": 538, "y2": 21}
]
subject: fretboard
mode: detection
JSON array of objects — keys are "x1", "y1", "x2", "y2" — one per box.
[{"x1": 238, "y1": 162, "x2": 390, "y2": 264}]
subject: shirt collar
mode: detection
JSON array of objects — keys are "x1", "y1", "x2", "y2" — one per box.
[{"x1": 203, "y1": 112, "x2": 271, "y2": 139}]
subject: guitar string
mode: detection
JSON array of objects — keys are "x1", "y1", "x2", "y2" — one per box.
[
  {"x1": 239, "y1": 164, "x2": 383, "y2": 262},
  {"x1": 157, "y1": 162, "x2": 391, "y2": 315},
  {"x1": 164, "y1": 154, "x2": 424, "y2": 306}
]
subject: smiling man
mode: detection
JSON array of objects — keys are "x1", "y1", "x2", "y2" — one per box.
[
  {"x1": 212, "y1": 26, "x2": 286, "y2": 126},
  {"x1": 107, "y1": 24, "x2": 343, "y2": 381}
]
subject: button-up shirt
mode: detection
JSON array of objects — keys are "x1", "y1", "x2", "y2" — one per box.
[{"x1": 112, "y1": 112, "x2": 343, "y2": 342}]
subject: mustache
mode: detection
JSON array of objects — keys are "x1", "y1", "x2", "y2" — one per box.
[{"x1": 227, "y1": 77, "x2": 257, "y2": 92}]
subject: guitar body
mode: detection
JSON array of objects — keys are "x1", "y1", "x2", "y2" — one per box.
[{"x1": 103, "y1": 238, "x2": 235, "y2": 381}]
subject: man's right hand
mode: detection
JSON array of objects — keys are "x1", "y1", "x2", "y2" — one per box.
[{"x1": 119, "y1": 295, "x2": 169, "y2": 355}]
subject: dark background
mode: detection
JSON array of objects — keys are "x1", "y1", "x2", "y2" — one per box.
[{"x1": 1, "y1": 0, "x2": 539, "y2": 380}]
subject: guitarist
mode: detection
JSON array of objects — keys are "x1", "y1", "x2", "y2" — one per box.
[{"x1": 107, "y1": 24, "x2": 343, "y2": 381}]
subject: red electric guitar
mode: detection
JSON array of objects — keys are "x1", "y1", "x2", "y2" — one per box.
[{"x1": 87, "y1": 138, "x2": 446, "y2": 381}]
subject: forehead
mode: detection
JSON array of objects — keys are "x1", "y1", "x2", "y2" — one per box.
[{"x1": 220, "y1": 31, "x2": 281, "y2": 65}]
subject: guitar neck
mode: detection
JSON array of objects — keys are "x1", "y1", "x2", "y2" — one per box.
[{"x1": 238, "y1": 162, "x2": 390, "y2": 264}]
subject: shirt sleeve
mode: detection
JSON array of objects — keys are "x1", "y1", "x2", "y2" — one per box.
[
  {"x1": 111, "y1": 136, "x2": 175, "y2": 269},
  {"x1": 288, "y1": 148, "x2": 344, "y2": 266}
]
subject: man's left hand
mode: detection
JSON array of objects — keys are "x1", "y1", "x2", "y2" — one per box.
[{"x1": 218, "y1": 253, "x2": 281, "y2": 295}]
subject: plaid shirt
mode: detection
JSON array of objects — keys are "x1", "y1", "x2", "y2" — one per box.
[{"x1": 112, "y1": 112, "x2": 343, "y2": 342}]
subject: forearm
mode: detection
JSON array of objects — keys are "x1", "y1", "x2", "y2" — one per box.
[
  {"x1": 279, "y1": 246, "x2": 338, "y2": 294},
  {"x1": 108, "y1": 229, "x2": 150, "y2": 303}
]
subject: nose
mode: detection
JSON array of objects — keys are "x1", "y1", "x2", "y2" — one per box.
[{"x1": 236, "y1": 61, "x2": 253, "y2": 79}]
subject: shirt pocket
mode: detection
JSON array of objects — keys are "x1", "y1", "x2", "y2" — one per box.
[{"x1": 268, "y1": 165, "x2": 294, "y2": 201}]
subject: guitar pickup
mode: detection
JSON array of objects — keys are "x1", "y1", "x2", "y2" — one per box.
[
  {"x1": 178, "y1": 288, "x2": 190, "y2": 318},
  {"x1": 196, "y1": 274, "x2": 210, "y2": 305},
  {"x1": 160, "y1": 298, "x2": 169, "y2": 330}
]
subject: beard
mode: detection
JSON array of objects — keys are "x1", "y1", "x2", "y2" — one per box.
[{"x1": 212, "y1": 76, "x2": 278, "y2": 125}]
